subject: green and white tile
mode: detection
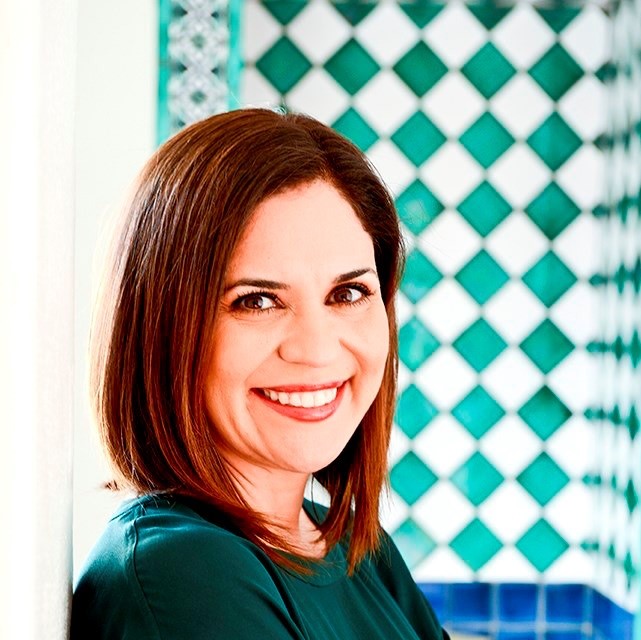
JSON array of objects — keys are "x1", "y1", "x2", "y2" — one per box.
[
  {"x1": 162, "y1": 0, "x2": 617, "y2": 597},
  {"x1": 591, "y1": 0, "x2": 641, "y2": 612},
  {"x1": 159, "y1": 0, "x2": 240, "y2": 141},
  {"x1": 239, "y1": 0, "x2": 605, "y2": 587}
]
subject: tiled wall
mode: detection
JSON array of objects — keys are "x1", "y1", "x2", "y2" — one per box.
[
  {"x1": 158, "y1": 0, "x2": 242, "y2": 142},
  {"x1": 422, "y1": 583, "x2": 634, "y2": 639},
  {"x1": 588, "y1": 0, "x2": 641, "y2": 618},
  {"x1": 239, "y1": 0, "x2": 605, "y2": 587},
  {"x1": 158, "y1": 0, "x2": 641, "y2": 637}
]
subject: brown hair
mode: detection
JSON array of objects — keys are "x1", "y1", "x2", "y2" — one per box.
[{"x1": 91, "y1": 108, "x2": 404, "y2": 572}]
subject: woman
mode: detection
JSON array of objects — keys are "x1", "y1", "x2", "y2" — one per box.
[{"x1": 72, "y1": 109, "x2": 449, "y2": 639}]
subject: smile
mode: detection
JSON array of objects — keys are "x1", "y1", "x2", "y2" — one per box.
[
  {"x1": 260, "y1": 387, "x2": 338, "y2": 408},
  {"x1": 253, "y1": 381, "x2": 347, "y2": 422}
]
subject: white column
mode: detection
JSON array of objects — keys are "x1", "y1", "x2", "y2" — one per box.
[
  {"x1": 73, "y1": 0, "x2": 157, "y2": 581},
  {"x1": 0, "y1": 1, "x2": 77, "y2": 638}
]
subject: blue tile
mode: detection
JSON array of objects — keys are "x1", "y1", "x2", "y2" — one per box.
[
  {"x1": 498, "y1": 583, "x2": 538, "y2": 622},
  {"x1": 544, "y1": 632, "x2": 584, "y2": 640},
  {"x1": 450, "y1": 582, "x2": 492, "y2": 621},
  {"x1": 610, "y1": 607, "x2": 634, "y2": 640},
  {"x1": 545, "y1": 584, "x2": 585, "y2": 623},
  {"x1": 418, "y1": 582, "x2": 633, "y2": 640},
  {"x1": 592, "y1": 589, "x2": 612, "y2": 633},
  {"x1": 592, "y1": 588, "x2": 634, "y2": 640},
  {"x1": 451, "y1": 622, "x2": 492, "y2": 636},
  {"x1": 418, "y1": 583, "x2": 447, "y2": 622}
]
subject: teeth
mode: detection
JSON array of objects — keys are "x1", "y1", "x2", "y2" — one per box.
[{"x1": 262, "y1": 387, "x2": 338, "y2": 408}]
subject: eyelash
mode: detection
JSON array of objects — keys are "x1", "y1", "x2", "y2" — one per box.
[{"x1": 230, "y1": 283, "x2": 374, "y2": 314}]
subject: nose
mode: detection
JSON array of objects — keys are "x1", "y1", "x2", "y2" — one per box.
[{"x1": 277, "y1": 306, "x2": 342, "y2": 367}]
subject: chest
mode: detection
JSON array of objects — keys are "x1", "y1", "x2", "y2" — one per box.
[{"x1": 277, "y1": 573, "x2": 427, "y2": 640}]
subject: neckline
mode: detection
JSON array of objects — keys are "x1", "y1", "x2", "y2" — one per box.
[
  {"x1": 283, "y1": 500, "x2": 347, "y2": 586},
  {"x1": 127, "y1": 494, "x2": 349, "y2": 586}
]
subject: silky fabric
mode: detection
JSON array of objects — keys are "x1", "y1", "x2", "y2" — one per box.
[{"x1": 72, "y1": 495, "x2": 449, "y2": 639}]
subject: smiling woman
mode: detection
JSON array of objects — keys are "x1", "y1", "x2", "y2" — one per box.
[{"x1": 71, "y1": 108, "x2": 450, "y2": 639}]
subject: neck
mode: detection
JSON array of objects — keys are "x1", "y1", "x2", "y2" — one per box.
[
  {"x1": 228, "y1": 461, "x2": 308, "y2": 526},
  {"x1": 226, "y1": 461, "x2": 325, "y2": 556}
]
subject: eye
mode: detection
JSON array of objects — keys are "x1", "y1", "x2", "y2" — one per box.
[
  {"x1": 232, "y1": 292, "x2": 280, "y2": 312},
  {"x1": 327, "y1": 284, "x2": 372, "y2": 305}
]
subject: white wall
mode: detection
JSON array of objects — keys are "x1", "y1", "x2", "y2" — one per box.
[
  {"x1": 1, "y1": 2, "x2": 78, "y2": 636},
  {"x1": 73, "y1": 0, "x2": 158, "y2": 580}
]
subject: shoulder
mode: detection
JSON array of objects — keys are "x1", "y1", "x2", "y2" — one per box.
[
  {"x1": 73, "y1": 495, "x2": 297, "y2": 639},
  {"x1": 129, "y1": 495, "x2": 270, "y2": 571},
  {"x1": 79, "y1": 494, "x2": 270, "y2": 573}
]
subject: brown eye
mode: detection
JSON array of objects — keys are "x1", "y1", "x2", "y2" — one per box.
[
  {"x1": 234, "y1": 293, "x2": 279, "y2": 312},
  {"x1": 328, "y1": 285, "x2": 370, "y2": 305}
]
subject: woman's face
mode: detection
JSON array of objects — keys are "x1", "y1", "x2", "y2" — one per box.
[{"x1": 204, "y1": 180, "x2": 390, "y2": 481}]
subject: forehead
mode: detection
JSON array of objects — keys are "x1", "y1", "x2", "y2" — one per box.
[{"x1": 227, "y1": 180, "x2": 376, "y2": 277}]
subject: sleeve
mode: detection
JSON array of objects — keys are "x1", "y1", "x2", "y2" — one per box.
[
  {"x1": 375, "y1": 531, "x2": 449, "y2": 640},
  {"x1": 128, "y1": 520, "x2": 307, "y2": 640}
]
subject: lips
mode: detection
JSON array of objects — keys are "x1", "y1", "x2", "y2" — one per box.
[{"x1": 253, "y1": 381, "x2": 346, "y2": 422}]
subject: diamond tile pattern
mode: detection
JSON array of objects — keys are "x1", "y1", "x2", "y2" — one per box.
[
  {"x1": 469, "y1": 5, "x2": 513, "y2": 30},
  {"x1": 458, "y1": 181, "x2": 512, "y2": 238},
  {"x1": 589, "y1": 0, "x2": 641, "y2": 613},
  {"x1": 461, "y1": 42, "x2": 516, "y2": 99},
  {"x1": 391, "y1": 112, "x2": 446, "y2": 166},
  {"x1": 522, "y1": 251, "x2": 578, "y2": 307},
  {"x1": 396, "y1": 179, "x2": 444, "y2": 234},
  {"x1": 529, "y1": 43, "x2": 583, "y2": 101},
  {"x1": 331, "y1": 2, "x2": 375, "y2": 26},
  {"x1": 517, "y1": 452, "x2": 570, "y2": 505},
  {"x1": 536, "y1": 7, "x2": 580, "y2": 33},
  {"x1": 455, "y1": 250, "x2": 510, "y2": 305},
  {"x1": 450, "y1": 518, "x2": 502, "y2": 571},
  {"x1": 395, "y1": 383, "x2": 437, "y2": 438},
  {"x1": 391, "y1": 452, "x2": 438, "y2": 506},
  {"x1": 518, "y1": 386, "x2": 571, "y2": 440},
  {"x1": 451, "y1": 452, "x2": 504, "y2": 506},
  {"x1": 233, "y1": 0, "x2": 606, "y2": 588},
  {"x1": 453, "y1": 318, "x2": 507, "y2": 372},
  {"x1": 525, "y1": 182, "x2": 581, "y2": 240},
  {"x1": 520, "y1": 319, "x2": 574, "y2": 374},
  {"x1": 262, "y1": 0, "x2": 306, "y2": 25},
  {"x1": 331, "y1": 107, "x2": 378, "y2": 152},
  {"x1": 516, "y1": 519, "x2": 570, "y2": 571},
  {"x1": 460, "y1": 113, "x2": 515, "y2": 169},
  {"x1": 527, "y1": 113, "x2": 582, "y2": 171},
  {"x1": 401, "y1": 249, "x2": 442, "y2": 304},
  {"x1": 393, "y1": 41, "x2": 447, "y2": 97},
  {"x1": 392, "y1": 518, "x2": 437, "y2": 569},
  {"x1": 256, "y1": 36, "x2": 312, "y2": 93},
  {"x1": 452, "y1": 386, "x2": 505, "y2": 439},
  {"x1": 324, "y1": 39, "x2": 379, "y2": 95},
  {"x1": 399, "y1": 317, "x2": 439, "y2": 371}
]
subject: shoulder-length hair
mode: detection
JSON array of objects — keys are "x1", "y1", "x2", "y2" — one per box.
[{"x1": 91, "y1": 108, "x2": 404, "y2": 572}]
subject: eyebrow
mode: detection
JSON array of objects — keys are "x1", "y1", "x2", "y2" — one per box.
[{"x1": 224, "y1": 268, "x2": 377, "y2": 292}]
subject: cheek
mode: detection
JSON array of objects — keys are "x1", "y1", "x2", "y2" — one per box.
[
  {"x1": 357, "y1": 304, "x2": 391, "y2": 379},
  {"x1": 209, "y1": 321, "x2": 268, "y2": 380}
]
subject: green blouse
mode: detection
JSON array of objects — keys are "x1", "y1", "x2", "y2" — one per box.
[{"x1": 72, "y1": 495, "x2": 448, "y2": 639}]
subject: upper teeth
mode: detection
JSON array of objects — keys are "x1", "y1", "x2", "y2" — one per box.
[{"x1": 262, "y1": 387, "x2": 338, "y2": 408}]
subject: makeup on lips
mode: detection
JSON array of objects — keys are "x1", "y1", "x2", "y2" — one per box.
[{"x1": 253, "y1": 381, "x2": 347, "y2": 422}]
